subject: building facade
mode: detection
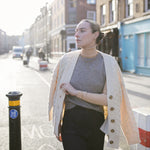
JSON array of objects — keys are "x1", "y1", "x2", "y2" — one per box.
[
  {"x1": 119, "y1": 0, "x2": 150, "y2": 76},
  {"x1": 97, "y1": 0, "x2": 150, "y2": 76},
  {"x1": 49, "y1": 0, "x2": 96, "y2": 57},
  {"x1": 96, "y1": 0, "x2": 119, "y2": 62},
  {"x1": 0, "y1": 29, "x2": 20, "y2": 53},
  {"x1": 23, "y1": 3, "x2": 50, "y2": 56},
  {"x1": 22, "y1": 0, "x2": 96, "y2": 57},
  {"x1": 0, "y1": 29, "x2": 8, "y2": 54}
]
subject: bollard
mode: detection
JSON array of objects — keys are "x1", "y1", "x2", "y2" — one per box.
[
  {"x1": 39, "y1": 60, "x2": 48, "y2": 71},
  {"x1": 133, "y1": 107, "x2": 150, "y2": 150},
  {"x1": 6, "y1": 91, "x2": 22, "y2": 150}
]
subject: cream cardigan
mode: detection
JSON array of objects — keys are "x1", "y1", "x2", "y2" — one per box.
[{"x1": 48, "y1": 50, "x2": 140, "y2": 149}]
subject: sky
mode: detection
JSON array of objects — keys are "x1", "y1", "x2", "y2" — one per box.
[{"x1": 0, "y1": 0, "x2": 53, "y2": 36}]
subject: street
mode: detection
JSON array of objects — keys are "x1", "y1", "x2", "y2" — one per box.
[
  {"x1": 0, "y1": 53, "x2": 150, "y2": 150},
  {"x1": 0, "y1": 53, "x2": 63, "y2": 150}
]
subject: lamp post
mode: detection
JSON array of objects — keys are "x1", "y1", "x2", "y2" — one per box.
[
  {"x1": 45, "y1": 2, "x2": 48, "y2": 62},
  {"x1": 60, "y1": 30, "x2": 66, "y2": 53}
]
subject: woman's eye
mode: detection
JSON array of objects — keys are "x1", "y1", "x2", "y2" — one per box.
[{"x1": 81, "y1": 30, "x2": 85, "y2": 32}]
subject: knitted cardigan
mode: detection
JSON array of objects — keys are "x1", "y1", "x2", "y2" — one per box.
[{"x1": 48, "y1": 50, "x2": 140, "y2": 149}]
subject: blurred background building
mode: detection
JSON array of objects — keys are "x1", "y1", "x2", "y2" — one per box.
[
  {"x1": 0, "y1": 29, "x2": 21, "y2": 54},
  {"x1": 0, "y1": 29, "x2": 7, "y2": 54}
]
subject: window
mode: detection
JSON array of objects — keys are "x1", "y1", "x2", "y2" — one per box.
[
  {"x1": 70, "y1": 2, "x2": 76, "y2": 7},
  {"x1": 68, "y1": 0, "x2": 77, "y2": 23},
  {"x1": 137, "y1": 34, "x2": 145, "y2": 66},
  {"x1": 100, "y1": 5, "x2": 106, "y2": 25},
  {"x1": 70, "y1": 43, "x2": 76, "y2": 49},
  {"x1": 146, "y1": 33, "x2": 150, "y2": 66},
  {"x1": 57, "y1": 0, "x2": 60, "y2": 9},
  {"x1": 87, "y1": 11, "x2": 96, "y2": 21},
  {"x1": 54, "y1": 4, "x2": 56, "y2": 14},
  {"x1": 125, "y1": 0, "x2": 133, "y2": 17},
  {"x1": 54, "y1": 39, "x2": 57, "y2": 50},
  {"x1": 61, "y1": 12, "x2": 64, "y2": 24},
  {"x1": 54, "y1": 19, "x2": 56, "y2": 28},
  {"x1": 109, "y1": 0, "x2": 115, "y2": 23},
  {"x1": 57, "y1": 38, "x2": 59, "y2": 51},
  {"x1": 69, "y1": 12, "x2": 76, "y2": 23},
  {"x1": 87, "y1": 0, "x2": 96, "y2": 4},
  {"x1": 137, "y1": 33, "x2": 150, "y2": 67},
  {"x1": 69, "y1": 0, "x2": 77, "y2": 8},
  {"x1": 144, "y1": 0, "x2": 150, "y2": 12},
  {"x1": 57, "y1": 16, "x2": 59, "y2": 27}
]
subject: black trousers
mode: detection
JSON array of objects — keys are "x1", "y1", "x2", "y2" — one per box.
[{"x1": 61, "y1": 106, "x2": 105, "y2": 150}]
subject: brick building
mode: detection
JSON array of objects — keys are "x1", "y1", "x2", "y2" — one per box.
[
  {"x1": 97, "y1": 0, "x2": 150, "y2": 76},
  {"x1": 49, "y1": 0, "x2": 96, "y2": 57},
  {"x1": 96, "y1": 0, "x2": 119, "y2": 58}
]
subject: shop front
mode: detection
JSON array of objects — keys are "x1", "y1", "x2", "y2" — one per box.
[{"x1": 119, "y1": 17, "x2": 150, "y2": 76}]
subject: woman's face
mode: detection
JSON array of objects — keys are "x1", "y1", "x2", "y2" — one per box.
[{"x1": 75, "y1": 21, "x2": 97, "y2": 49}]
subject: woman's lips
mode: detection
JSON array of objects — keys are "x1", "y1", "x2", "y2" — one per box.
[{"x1": 76, "y1": 39, "x2": 81, "y2": 42}]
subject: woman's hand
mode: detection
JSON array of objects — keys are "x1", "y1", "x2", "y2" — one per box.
[
  {"x1": 56, "y1": 122, "x2": 62, "y2": 142},
  {"x1": 60, "y1": 83, "x2": 78, "y2": 96}
]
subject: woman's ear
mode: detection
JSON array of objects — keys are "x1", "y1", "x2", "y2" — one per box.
[{"x1": 94, "y1": 31, "x2": 99, "y2": 39}]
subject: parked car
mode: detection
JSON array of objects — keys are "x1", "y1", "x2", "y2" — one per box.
[{"x1": 12, "y1": 46, "x2": 24, "y2": 59}]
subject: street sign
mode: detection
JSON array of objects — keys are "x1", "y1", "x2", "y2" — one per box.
[{"x1": 10, "y1": 109, "x2": 18, "y2": 119}]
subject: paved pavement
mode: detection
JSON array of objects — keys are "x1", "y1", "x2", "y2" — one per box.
[
  {"x1": 32, "y1": 56, "x2": 150, "y2": 150},
  {"x1": 123, "y1": 73, "x2": 150, "y2": 108}
]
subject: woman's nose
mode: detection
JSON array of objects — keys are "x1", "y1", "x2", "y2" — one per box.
[{"x1": 75, "y1": 31, "x2": 79, "y2": 37}]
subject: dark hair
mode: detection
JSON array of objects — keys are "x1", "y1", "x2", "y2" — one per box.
[{"x1": 79, "y1": 19, "x2": 104, "y2": 44}]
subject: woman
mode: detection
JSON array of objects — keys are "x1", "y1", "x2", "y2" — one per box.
[{"x1": 49, "y1": 19, "x2": 140, "y2": 150}]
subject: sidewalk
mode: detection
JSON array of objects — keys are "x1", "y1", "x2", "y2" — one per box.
[
  {"x1": 31, "y1": 56, "x2": 59, "y2": 69},
  {"x1": 123, "y1": 72, "x2": 150, "y2": 109}
]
